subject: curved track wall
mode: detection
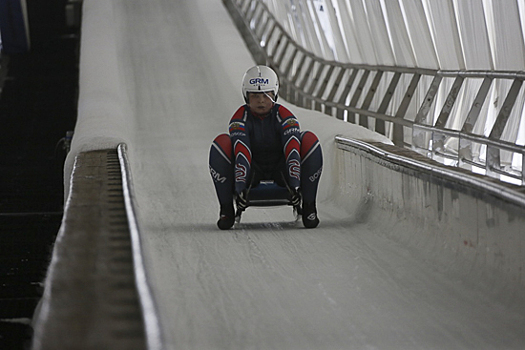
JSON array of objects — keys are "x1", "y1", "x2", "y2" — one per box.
[
  {"x1": 63, "y1": 0, "x2": 133, "y2": 194},
  {"x1": 333, "y1": 137, "x2": 525, "y2": 290}
]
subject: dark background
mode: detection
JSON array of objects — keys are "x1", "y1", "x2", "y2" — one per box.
[{"x1": 0, "y1": 0, "x2": 80, "y2": 348}]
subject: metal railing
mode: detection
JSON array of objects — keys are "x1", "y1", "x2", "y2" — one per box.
[{"x1": 223, "y1": 0, "x2": 525, "y2": 185}]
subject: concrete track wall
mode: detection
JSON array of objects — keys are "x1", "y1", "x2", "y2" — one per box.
[
  {"x1": 63, "y1": 0, "x2": 132, "y2": 196},
  {"x1": 333, "y1": 138, "x2": 525, "y2": 291}
]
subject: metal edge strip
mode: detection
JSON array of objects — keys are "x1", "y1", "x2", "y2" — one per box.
[
  {"x1": 117, "y1": 143, "x2": 165, "y2": 350},
  {"x1": 335, "y1": 136, "x2": 525, "y2": 208}
]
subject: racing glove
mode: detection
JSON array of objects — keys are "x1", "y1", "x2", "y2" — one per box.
[
  {"x1": 290, "y1": 187, "x2": 301, "y2": 207},
  {"x1": 236, "y1": 190, "x2": 249, "y2": 211}
]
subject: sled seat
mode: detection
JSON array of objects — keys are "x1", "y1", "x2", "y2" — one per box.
[{"x1": 246, "y1": 180, "x2": 292, "y2": 207}]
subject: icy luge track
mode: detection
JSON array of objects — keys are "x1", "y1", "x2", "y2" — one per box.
[{"x1": 32, "y1": 147, "x2": 161, "y2": 350}]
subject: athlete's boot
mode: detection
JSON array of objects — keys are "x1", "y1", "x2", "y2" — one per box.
[
  {"x1": 217, "y1": 203, "x2": 235, "y2": 230},
  {"x1": 302, "y1": 202, "x2": 319, "y2": 228}
]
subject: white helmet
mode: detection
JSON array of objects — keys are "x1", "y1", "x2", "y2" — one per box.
[{"x1": 241, "y1": 65, "x2": 279, "y2": 102}]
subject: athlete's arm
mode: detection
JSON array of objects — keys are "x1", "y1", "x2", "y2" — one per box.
[
  {"x1": 277, "y1": 105, "x2": 301, "y2": 189},
  {"x1": 229, "y1": 106, "x2": 252, "y2": 194}
]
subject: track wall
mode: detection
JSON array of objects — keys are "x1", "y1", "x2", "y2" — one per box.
[{"x1": 334, "y1": 138, "x2": 525, "y2": 289}]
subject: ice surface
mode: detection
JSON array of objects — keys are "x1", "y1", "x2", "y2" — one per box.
[{"x1": 65, "y1": 0, "x2": 525, "y2": 349}]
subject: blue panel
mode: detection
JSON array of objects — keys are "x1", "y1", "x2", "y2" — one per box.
[{"x1": 0, "y1": 0, "x2": 30, "y2": 53}]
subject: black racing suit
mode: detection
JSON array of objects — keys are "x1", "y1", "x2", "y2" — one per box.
[{"x1": 228, "y1": 104, "x2": 301, "y2": 194}]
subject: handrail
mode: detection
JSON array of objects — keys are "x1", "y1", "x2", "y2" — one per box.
[
  {"x1": 335, "y1": 136, "x2": 525, "y2": 208},
  {"x1": 223, "y1": 0, "x2": 525, "y2": 185}
]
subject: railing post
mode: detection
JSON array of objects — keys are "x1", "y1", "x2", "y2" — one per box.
[
  {"x1": 462, "y1": 76, "x2": 493, "y2": 134},
  {"x1": 359, "y1": 70, "x2": 384, "y2": 128},
  {"x1": 324, "y1": 67, "x2": 346, "y2": 116},
  {"x1": 375, "y1": 72, "x2": 401, "y2": 136},
  {"x1": 413, "y1": 75, "x2": 443, "y2": 151},
  {"x1": 522, "y1": 152, "x2": 525, "y2": 185},
  {"x1": 314, "y1": 65, "x2": 335, "y2": 112},
  {"x1": 414, "y1": 75, "x2": 443, "y2": 125},
  {"x1": 336, "y1": 69, "x2": 358, "y2": 120},
  {"x1": 487, "y1": 79, "x2": 523, "y2": 176},
  {"x1": 347, "y1": 70, "x2": 370, "y2": 124},
  {"x1": 394, "y1": 74, "x2": 420, "y2": 147},
  {"x1": 434, "y1": 76, "x2": 465, "y2": 129}
]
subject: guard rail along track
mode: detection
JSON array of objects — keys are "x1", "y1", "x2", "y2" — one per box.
[
  {"x1": 224, "y1": 0, "x2": 525, "y2": 185},
  {"x1": 32, "y1": 145, "x2": 164, "y2": 350}
]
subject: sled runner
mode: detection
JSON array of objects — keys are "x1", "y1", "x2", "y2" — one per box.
[{"x1": 234, "y1": 180, "x2": 302, "y2": 224}]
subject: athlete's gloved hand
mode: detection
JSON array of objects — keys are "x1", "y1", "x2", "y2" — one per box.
[
  {"x1": 290, "y1": 187, "x2": 301, "y2": 207},
  {"x1": 236, "y1": 190, "x2": 249, "y2": 211}
]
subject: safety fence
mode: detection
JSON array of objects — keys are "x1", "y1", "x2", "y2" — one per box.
[{"x1": 223, "y1": 0, "x2": 525, "y2": 185}]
